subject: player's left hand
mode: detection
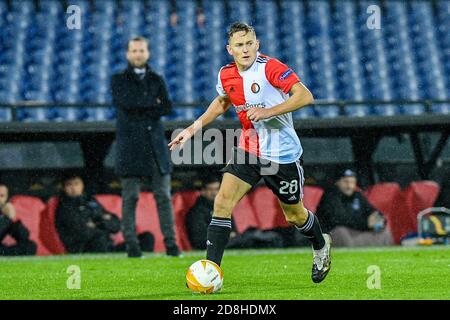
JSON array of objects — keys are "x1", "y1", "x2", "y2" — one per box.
[{"x1": 246, "y1": 108, "x2": 273, "y2": 122}]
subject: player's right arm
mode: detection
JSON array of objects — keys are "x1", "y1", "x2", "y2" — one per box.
[{"x1": 168, "y1": 95, "x2": 231, "y2": 150}]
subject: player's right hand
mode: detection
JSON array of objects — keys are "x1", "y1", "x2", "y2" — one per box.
[{"x1": 168, "y1": 127, "x2": 195, "y2": 151}]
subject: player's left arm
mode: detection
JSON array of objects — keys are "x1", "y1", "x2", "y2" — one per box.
[
  {"x1": 272, "y1": 82, "x2": 314, "y2": 115},
  {"x1": 247, "y1": 82, "x2": 313, "y2": 121},
  {"x1": 247, "y1": 58, "x2": 314, "y2": 121}
]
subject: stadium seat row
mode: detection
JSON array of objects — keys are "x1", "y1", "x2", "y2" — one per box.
[
  {"x1": 3, "y1": 181, "x2": 440, "y2": 255},
  {"x1": 1, "y1": 101, "x2": 450, "y2": 123},
  {"x1": 364, "y1": 181, "x2": 441, "y2": 244},
  {"x1": 0, "y1": 0, "x2": 449, "y2": 121}
]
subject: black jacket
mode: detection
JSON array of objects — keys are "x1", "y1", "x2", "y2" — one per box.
[
  {"x1": 55, "y1": 193, "x2": 121, "y2": 253},
  {"x1": 111, "y1": 64, "x2": 173, "y2": 177},
  {"x1": 316, "y1": 186, "x2": 379, "y2": 233},
  {"x1": 0, "y1": 215, "x2": 30, "y2": 243},
  {"x1": 0, "y1": 214, "x2": 36, "y2": 256}
]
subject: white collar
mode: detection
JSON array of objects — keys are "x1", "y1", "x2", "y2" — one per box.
[
  {"x1": 238, "y1": 52, "x2": 260, "y2": 75},
  {"x1": 134, "y1": 67, "x2": 146, "y2": 74}
]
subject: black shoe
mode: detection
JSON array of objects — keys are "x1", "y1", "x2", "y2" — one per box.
[
  {"x1": 311, "y1": 234, "x2": 332, "y2": 283},
  {"x1": 166, "y1": 244, "x2": 181, "y2": 257},
  {"x1": 127, "y1": 243, "x2": 142, "y2": 258}
]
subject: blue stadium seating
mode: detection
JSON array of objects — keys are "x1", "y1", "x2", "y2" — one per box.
[
  {"x1": 431, "y1": 103, "x2": 450, "y2": 115},
  {"x1": 0, "y1": 108, "x2": 11, "y2": 121},
  {"x1": 0, "y1": 0, "x2": 448, "y2": 122}
]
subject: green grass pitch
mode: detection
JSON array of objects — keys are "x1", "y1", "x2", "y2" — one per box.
[{"x1": 0, "y1": 246, "x2": 449, "y2": 300}]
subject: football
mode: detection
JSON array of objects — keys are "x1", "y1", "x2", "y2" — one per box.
[{"x1": 185, "y1": 259, "x2": 223, "y2": 294}]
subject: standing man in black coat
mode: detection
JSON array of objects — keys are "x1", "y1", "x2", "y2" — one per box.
[{"x1": 111, "y1": 36, "x2": 180, "y2": 258}]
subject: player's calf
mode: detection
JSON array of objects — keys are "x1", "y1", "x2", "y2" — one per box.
[
  {"x1": 295, "y1": 210, "x2": 326, "y2": 250},
  {"x1": 213, "y1": 192, "x2": 234, "y2": 219},
  {"x1": 205, "y1": 174, "x2": 252, "y2": 266},
  {"x1": 205, "y1": 193, "x2": 234, "y2": 265},
  {"x1": 283, "y1": 205, "x2": 309, "y2": 227},
  {"x1": 206, "y1": 216, "x2": 232, "y2": 266},
  {"x1": 281, "y1": 202, "x2": 325, "y2": 250}
]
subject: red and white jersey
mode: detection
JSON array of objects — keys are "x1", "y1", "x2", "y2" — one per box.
[{"x1": 216, "y1": 52, "x2": 303, "y2": 163}]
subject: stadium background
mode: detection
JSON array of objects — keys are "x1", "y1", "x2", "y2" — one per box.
[{"x1": 0, "y1": 0, "x2": 449, "y2": 250}]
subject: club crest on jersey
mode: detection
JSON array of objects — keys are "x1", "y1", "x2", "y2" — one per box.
[
  {"x1": 280, "y1": 69, "x2": 294, "y2": 80},
  {"x1": 251, "y1": 82, "x2": 260, "y2": 94}
]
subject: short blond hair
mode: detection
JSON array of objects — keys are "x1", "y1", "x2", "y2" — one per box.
[
  {"x1": 127, "y1": 36, "x2": 149, "y2": 50},
  {"x1": 227, "y1": 22, "x2": 255, "y2": 42}
]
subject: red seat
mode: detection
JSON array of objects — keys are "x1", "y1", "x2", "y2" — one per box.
[
  {"x1": 249, "y1": 186, "x2": 325, "y2": 230},
  {"x1": 403, "y1": 181, "x2": 440, "y2": 232},
  {"x1": 233, "y1": 194, "x2": 260, "y2": 233},
  {"x1": 303, "y1": 186, "x2": 324, "y2": 213},
  {"x1": 94, "y1": 194, "x2": 124, "y2": 245},
  {"x1": 8, "y1": 195, "x2": 50, "y2": 256},
  {"x1": 249, "y1": 187, "x2": 288, "y2": 230},
  {"x1": 172, "y1": 190, "x2": 201, "y2": 251},
  {"x1": 39, "y1": 197, "x2": 66, "y2": 254},
  {"x1": 365, "y1": 183, "x2": 404, "y2": 244}
]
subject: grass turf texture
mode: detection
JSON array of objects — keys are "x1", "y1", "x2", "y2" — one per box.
[{"x1": 0, "y1": 246, "x2": 449, "y2": 300}]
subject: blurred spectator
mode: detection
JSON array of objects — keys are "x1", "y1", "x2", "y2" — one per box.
[
  {"x1": 56, "y1": 174, "x2": 121, "y2": 253},
  {"x1": 55, "y1": 174, "x2": 154, "y2": 254},
  {"x1": 185, "y1": 176, "x2": 283, "y2": 249},
  {"x1": 111, "y1": 36, "x2": 179, "y2": 258},
  {"x1": 197, "y1": 9, "x2": 205, "y2": 27},
  {"x1": 186, "y1": 176, "x2": 221, "y2": 249},
  {"x1": 0, "y1": 184, "x2": 37, "y2": 256},
  {"x1": 170, "y1": 12, "x2": 178, "y2": 27},
  {"x1": 316, "y1": 169, "x2": 393, "y2": 247}
]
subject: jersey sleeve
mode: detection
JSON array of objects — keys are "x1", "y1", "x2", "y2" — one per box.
[
  {"x1": 215, "y1": 68, "x2": 227, "y2": 97},
  {"x1": 265, "y1": 58, "x2": 301, "y2": 94}
]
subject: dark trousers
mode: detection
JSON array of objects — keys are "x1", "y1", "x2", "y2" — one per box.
[
  {"x1": 121, "y1": 162, "x2": 177, "y2": 250},
  {"x1": 81, "y1": 230, "x2": 114, "y2": 253},
  {"x1": 0, "y1": 241, "x2": 36, "y2": 256}
]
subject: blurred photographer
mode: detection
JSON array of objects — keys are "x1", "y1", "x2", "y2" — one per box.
[
  {"x1": 316, "y1": 169, "x2": 392, "y2": 247},
  {"x1": 55, "y1": 174, "x2": 122, "y2": 253},
  {"x1": 0, "y1": 184, "x2": 37, "y2": 256}
]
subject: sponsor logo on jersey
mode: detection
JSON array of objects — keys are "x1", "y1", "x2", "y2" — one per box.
[
  {"x1": 235, "y1": 102, "x2": 266, "y2": 113},
  {"x1": 251, "y1": 82, "x2": 260, "y2": 93},
  {"x1": 279, "y1": 69, "x2": 294, "y2": 80}
]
